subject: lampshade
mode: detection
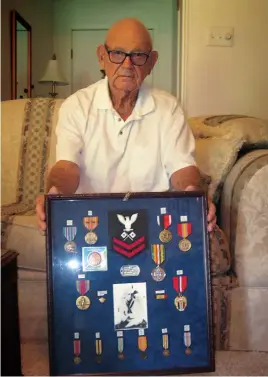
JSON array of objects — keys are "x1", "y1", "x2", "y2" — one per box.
[{"x1": 39, "y1": 54, "x2": 68, "y2": 86}]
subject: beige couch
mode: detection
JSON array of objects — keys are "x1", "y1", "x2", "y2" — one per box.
[{"x1": 1, "y1": 98, "x2": 268, "y2": 352}]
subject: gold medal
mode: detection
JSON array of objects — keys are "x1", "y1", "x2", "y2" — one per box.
[
  {"x1": 163, "y1": 349, "x2": 170, "y2": 356},
  {"x1": 174, "y1": 295, "x2": 187, "y2": 311},
  {"x1": 162, "y1": 332, "x2": 170, "y2": 356},
  {"x1": 159, "y1": 229, "x2": 172, "y2": 243},
  {"x1": 85, "y1": 231, "x2": 98, "y2": 245},
  {"x1": 179, "y1": 238, "x2": 191, "y2": 252},
  {"x1": 118, "y1": 352, "x2": 125, "y2": 360},
  {"x1": 76, "y1": 295, "x2": 91, "y2": 310},
  {"x1": 177, "y1": 222, "x2": 192, "y2": 251},
  {"x1": 74, "y1": 356, "x2": 81, "y2": 364}
]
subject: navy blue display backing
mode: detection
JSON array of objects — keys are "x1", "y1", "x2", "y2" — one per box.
[{"x1": 46, "y1": 192, "x2": 214, "y2": 376}]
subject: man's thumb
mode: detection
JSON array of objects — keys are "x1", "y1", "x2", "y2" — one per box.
[
  {"x1": 48, "y1": 186, "x2": 59, "y2": 195},
  {"x1": 185, "y1": 185, "x2": 197, "y2": 192}
]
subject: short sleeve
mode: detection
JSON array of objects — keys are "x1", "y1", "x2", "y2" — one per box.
[
  {"x1": 161, "y1": 102, "x2": 196, "y2": 177},
  {"x1": 55, "y1": 96, "x2": 85, "y2": 166}
]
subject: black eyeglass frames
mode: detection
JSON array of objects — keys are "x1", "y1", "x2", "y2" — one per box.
[{"x1": 104, "y1": 45, "x2": 151, "y2": 66}]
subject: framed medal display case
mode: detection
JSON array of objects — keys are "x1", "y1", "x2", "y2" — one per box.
[{"x1": 46, "y1": 192, "x2": 215, "y2": 376}]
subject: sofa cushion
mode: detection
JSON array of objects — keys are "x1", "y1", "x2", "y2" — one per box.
[
  {"x1": 189, "y1": 115, "x2": 268, "y2": 149},
  {"x1": 1, "y1": 99, "x2": 28, "y2": 206},
  {"x1": 195, "y1": 136, "x2": 244, "y2": 203},
  {"x1": 1, "y1": 98, "x2": 63, "y2": 210},
  {"x1": 5, "y1": 215, "x2": 46, "y2": 271}
]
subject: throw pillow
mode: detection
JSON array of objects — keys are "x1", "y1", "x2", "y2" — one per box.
[{"x1": 195, "y1": 136, "x2": 244, "y2": 203}]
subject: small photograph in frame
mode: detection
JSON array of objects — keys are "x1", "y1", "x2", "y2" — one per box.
[{"x1": 113, "y1": 282, "x2": 148, "y2": 331}]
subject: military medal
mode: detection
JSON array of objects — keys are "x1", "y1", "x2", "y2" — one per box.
[
  {"x1": 63, "y1": 225, "x2": 77, "y2": 253},
  {"x1": 83, "y1": 216, "x2": 99, "y2": 245},
  {"x1": 97, "y1": 290, "x2": 107, "y2": 303},
  {"x1": 162, "y1": 329, "x2": 170, "y2": 356},
  {"x1": 95, "y1": 333, "x2": 102, "y2": 363},
  {"x1": 177, "y1": 219, "x2": 192, "y2": 251},
  {"x1": 73, "y1": 332, "x2": 81, "y2": 364},
  {"x1": 184, "y1": 325, "x2": 192, "y2": 355},
  {"x1": 157, "y1": 212, "x2": 172, "y2": 243},
  {"x1": 76, "y1": 279, "x2": 91, "y2": 310},
  {"x1": 151, "y1": 244, "x2": 166, "y2": 282},
  {"x1": 138, "y1": 329, "x2": 148, "y2": 359},
  {"x1": 117, "y1": 331, "x2": 124, "y2": 360},
  {"x1": 173, "y1": 272, "x2": 188, "y2": 311}
]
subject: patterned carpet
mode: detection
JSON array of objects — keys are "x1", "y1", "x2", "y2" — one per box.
[{"x1": 21, "y1": 342, "x2": 268, "y2": 376}]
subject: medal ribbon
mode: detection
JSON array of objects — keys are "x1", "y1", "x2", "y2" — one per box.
[
  {"x1": 173, "y1": 276, "x2": 187, "y2": 294},
  {"x1": 76, "y1": 280, "x2": 90, "y2": 296},
  {"x1": 118, "y1": 337, "x2": 124, "y2": 353},
  {"x1": 162, "y1": 334, "x2": 169, "y2": 350},
  {"x1": 151, "y1": 244, "x2": 165, "y2": 265},
  {"x1": 138, "y1": 336, "x2": 147, "y2": 352},
  {"x1": 157, "y1": 214, "x2": 172, "y2": 229},
  {"x1": 73, "y1": 339, "x2": 80, "y2": 356},
  {"x1": 96, "y1": 339, "x2": 102, "y2": 355},
  {"x1": 184, "y1": 332, "x2": 191, "y2": 347},
  {"x1": 177, "y1": 223, "x2": 192, "y2": 238},
  {"x1": 83, "y1": 217, "x2": 98, "y2": 231},
  {"x1": 63, "y1": 226, "x2": 77, "y2": 241}
]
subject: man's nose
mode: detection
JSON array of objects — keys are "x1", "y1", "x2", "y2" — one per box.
[{"x1": 122, "y1": 55, "x2": 132, "y2": 68}]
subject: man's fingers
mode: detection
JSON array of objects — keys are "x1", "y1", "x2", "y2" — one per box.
[
  {"x1": 207, "y1": 218, "x2": 216, "y2": 233},
  {"x1": 36, "y1": 195, "x2": 45, "y2": 220},
  {"x1": 207, "y1": 201, "x2": 216, "y2": 222}
]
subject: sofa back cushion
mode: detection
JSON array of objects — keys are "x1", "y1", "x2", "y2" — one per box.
[{"x1": 1, "y1": 98, "x2": 63, "y2": 207}]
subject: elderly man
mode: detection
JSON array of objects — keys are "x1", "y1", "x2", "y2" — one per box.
[{"x1": 36, "y1": 18, "x2": 216, "y2": 232}]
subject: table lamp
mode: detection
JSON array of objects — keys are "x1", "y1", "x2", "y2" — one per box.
[{"x1": 39, "y1": 54, "x2": 68, "y2": 97}]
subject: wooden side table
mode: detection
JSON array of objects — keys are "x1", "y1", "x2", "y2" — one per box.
[{"x1": 1, "y1": 249, "x2": 22, "y2": 376}]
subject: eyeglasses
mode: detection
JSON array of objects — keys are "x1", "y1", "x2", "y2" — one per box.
[{"x1": 104, "y1": 45, "x2": 151, "y2": 66}]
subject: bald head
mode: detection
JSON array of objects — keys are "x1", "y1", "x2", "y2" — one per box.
[
  {"x1": 105, "y1": 18, "x2": 153, "y2": 51},
  {"x1": 97, "y1": 17, "x2": 158, "y2": 94}
]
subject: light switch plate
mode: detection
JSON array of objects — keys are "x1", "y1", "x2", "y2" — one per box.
[{"x1": 207, "y1": 27, "x2": 234, "y2": 47}]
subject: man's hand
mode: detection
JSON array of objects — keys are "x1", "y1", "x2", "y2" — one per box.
[
  {"x1": 185, "y1": 185, "x2": 216, "y2": 232},
  {"x1": 36, "y1": 186, "x2": 60, "y2": 235}
]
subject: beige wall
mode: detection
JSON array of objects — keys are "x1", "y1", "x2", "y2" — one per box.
[
  {"x1": 181, "y1": 0, "x2": 268, "y2": 119},
  {"x1": 1, "y1": 0, "x2": 54, "y2": 100}
]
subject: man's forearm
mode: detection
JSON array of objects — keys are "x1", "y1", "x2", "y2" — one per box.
[
  {"x1": 170, "y1": 166, "x2": 207, "y2": 192},
  {"x1": 47, "y1": 160, "x2": 80, "y2": 194}
]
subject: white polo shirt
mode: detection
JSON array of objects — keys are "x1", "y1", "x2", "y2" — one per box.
[{"x1": 55, "y1": 77, "x2": 196, "y2": 194}]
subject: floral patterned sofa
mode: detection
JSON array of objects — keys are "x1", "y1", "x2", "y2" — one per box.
[{"x1": 1, "y1": 98, "x2": 268, "y2": 352}]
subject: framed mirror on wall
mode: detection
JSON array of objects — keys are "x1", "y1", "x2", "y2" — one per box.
[{"x1": 10, "y1": 10, "x2": 32, "y2": 99}]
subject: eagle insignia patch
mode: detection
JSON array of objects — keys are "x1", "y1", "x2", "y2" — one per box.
[{"x1": 108, "y1": 210, "x2": 148, "y2": 258}]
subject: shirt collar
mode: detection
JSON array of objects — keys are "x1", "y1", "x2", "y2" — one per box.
[{"x1": 94, "y1": 76, "x2": 155, "y2": 118}]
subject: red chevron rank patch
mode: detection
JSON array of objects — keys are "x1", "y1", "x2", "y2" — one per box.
[{"x1": 108, "y1": 210, "x2": 148, "y2": 258}]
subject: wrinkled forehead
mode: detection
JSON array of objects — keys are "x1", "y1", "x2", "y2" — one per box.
[{"x1": 105, "y1": 28, "x2": 152, "y2": 53}]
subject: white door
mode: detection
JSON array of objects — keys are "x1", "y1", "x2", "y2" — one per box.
[
  {"x1": 71, "y1": 29, "x2": 154, "y2": 93},
  {"x1": 54, "y1": 0, "x2": 178, "y2": 97}
]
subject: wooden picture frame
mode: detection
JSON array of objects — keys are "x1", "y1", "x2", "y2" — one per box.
[{"x1": 46, "y1": 191, "x2": 215, "y2": 376}]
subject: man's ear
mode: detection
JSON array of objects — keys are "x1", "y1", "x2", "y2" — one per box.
[
  {"x1": 148, "y1": 51, "x2": 159, "y2": 74},
  {"x1": 97, "y1": 45, "x2": 105, "y2": 68}
]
